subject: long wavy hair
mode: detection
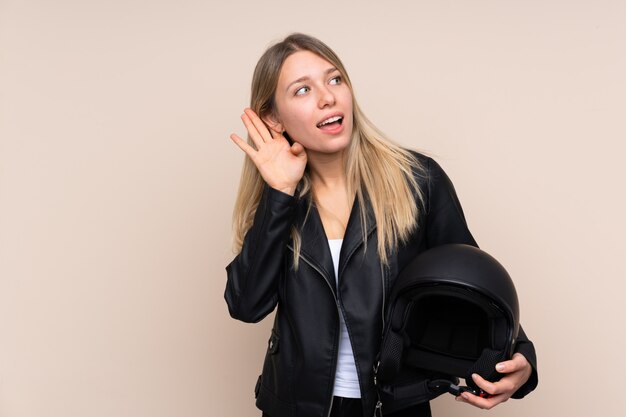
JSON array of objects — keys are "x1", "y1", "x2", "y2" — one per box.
[{"x1": 232, "y1": 32, "x2": 426, "y2": 268}]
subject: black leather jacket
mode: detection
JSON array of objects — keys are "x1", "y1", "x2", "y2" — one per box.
[{"x1": 225, "y1": 152, "x2": 538, "y2": 417}]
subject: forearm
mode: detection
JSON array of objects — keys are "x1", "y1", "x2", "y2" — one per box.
[
  {"x1": 511, "y1": 324, "x2": 539, "y2": 398},
  {"x1": 224, "y1": 184, "x2": 298, "y2": 323}
]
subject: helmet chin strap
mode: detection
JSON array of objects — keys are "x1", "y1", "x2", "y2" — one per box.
[
  {"x1": 427, "y1": 378, "x2": 492, "y2": 398},
  {"x1": 425, "y1": 346, "x2": 507, "y2": 399},
  {"x1": 403, "y1": 345, "x2": 506, "y2": 399}
]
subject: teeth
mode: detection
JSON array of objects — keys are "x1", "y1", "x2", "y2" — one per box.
[{"x1": 317, "y1": 115, "x2": 342, "y2": 127}]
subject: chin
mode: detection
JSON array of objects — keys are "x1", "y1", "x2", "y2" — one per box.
[
  {"x1": 308, "y1": 142, "x2": 351, "y2": 156},
  {"x1": 315, "y1": 133, "x2": 352, "y2": 153}
]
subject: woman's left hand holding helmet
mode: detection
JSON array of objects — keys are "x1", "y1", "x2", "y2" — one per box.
[{"x1": 455, "y1": 352, "x2": 532, "y2": 410}]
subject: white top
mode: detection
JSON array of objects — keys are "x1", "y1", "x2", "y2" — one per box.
[{"x1": 327, "y1": 239, "x2": 361, "y2": 398}]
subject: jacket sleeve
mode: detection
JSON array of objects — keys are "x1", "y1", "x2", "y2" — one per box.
[
  {"x1": 224, "y1": 183, "x2": 298, "y2": 323},
  {"x1": 425, "y1": 156, "x2": 538, "y2": 398},
  {"x1": 424, "y1": 156, "x2": 478, "y2": 248},
  {"x1": 510, "y1": 324, "x2": 539, "y2": 398}
]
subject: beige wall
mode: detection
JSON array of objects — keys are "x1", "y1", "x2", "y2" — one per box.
[{"x1": 1, "y1": 1, "x2": 624, "y2": 416}]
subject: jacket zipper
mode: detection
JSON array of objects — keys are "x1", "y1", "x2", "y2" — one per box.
[
  {"x1": 375, "y1": 262, "x2": 386, "y2": 417},
  {"x1": 380, "y1": 262, "x2": 386, "y2": 329},
  {"x1": 288, "y1": 245, "x2": 340, "y2": 417},
  {"x1": 288, "y1": 239, "x2": 386, "y2": 417}
]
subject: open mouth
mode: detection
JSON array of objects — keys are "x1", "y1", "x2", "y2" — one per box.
[{"x1": 316, "y1": 115, "x2": 344, "y2": 130}]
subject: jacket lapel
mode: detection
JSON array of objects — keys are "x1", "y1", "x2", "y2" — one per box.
[
  {"x1": 295, "y1": 198, "x2": 337, "y2": 294},
  {"x1": 295, "y1": 192, "x2": 377, "y2": 294},
  {"x1": 339, "y1": 193, "x2": 377, "y2": 277}
]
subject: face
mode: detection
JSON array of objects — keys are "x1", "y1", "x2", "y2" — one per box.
[{"x1": 266, "y1": 50, "x2": 354, "y2": 156}]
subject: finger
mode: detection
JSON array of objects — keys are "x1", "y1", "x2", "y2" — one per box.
[
  {"x1": 496, "y1": 353, "x2": 528, "y2": 374},
  {"x1": 459, "y1": 391, "x2": 508, "y2": 410},
  {"x1": 290, "y1": 142, "x2": 305, "y2": 156},
  {"x1": 471, "y1": 373, "x2": 499, "y2": 395},
  {"x1": 244, "y1": 108, "x2": 274, "y2": 143},
  {"x1": 241, "y1": 112, "x2": 266, "y2": 149},
  {"x1": 229, "y1": 133, "x2": 257, "y2": 160},
  {"x1": 472, "y1": 373, "x2": 517, "y2": 397}
]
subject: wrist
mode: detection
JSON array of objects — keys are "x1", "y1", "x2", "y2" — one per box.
[
  {"x1": 278, "y1": 186, "x2": 296, "y2": 196},
  {"x1": 266, "y1": 183, "x2": 297, "y2": 197},
  {"x1": 268, "y1": 183, "x2": 297, "y2": 196}
]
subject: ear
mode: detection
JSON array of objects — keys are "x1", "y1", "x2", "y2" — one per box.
[{"x1": 261, "y1": 113, "x2": 284, "y2": 135}]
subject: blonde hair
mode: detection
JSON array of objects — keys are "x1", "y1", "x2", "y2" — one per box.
[{"x1": 232, "y1": 33, "x2": 426, "y2": 267}]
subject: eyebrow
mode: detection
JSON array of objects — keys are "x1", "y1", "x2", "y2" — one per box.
[{"x1": 286, "y1": 67, "x2": 339, "y2": 92}]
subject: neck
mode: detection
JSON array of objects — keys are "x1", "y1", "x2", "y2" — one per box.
[{"x1": 307, "y1": 149, "x2": 348, "y2": 191}]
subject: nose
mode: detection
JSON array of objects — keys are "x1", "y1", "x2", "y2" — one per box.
[{"x1": 318, "y1": 85, "x2": 336, "y2": 108}]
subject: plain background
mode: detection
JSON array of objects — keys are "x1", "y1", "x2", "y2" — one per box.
[{"x1": 1, "y1": 1, "x2": 625, "y2": 416}]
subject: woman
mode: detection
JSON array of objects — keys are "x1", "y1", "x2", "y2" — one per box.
[{"x1": 225, "y1": 33, "x2": 538, "y2": 417}]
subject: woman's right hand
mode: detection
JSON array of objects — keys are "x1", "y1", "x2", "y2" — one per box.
[{"x1": 230, "y1": 108, "x2": 307, "y2": 196}]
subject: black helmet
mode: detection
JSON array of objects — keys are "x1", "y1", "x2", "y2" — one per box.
[{"x1": 374, "y1": 244, "x2": 520, "y2": 413}]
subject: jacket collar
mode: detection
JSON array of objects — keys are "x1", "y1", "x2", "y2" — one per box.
[{"x1": 294, "y1": 192, "x2": 377, "y2": 293}]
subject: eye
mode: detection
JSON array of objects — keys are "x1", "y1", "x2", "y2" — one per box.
[
  {"x1": 295, "y1": 86, "x2": 309, "y2": 96},
  {"x1": 330, "y1": 75, "x2": 342, "y2": 85}
]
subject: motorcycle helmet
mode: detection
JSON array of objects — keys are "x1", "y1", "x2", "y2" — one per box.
[{"x1": 374, "y1": 244, "x2": 520, "y2": 412}]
